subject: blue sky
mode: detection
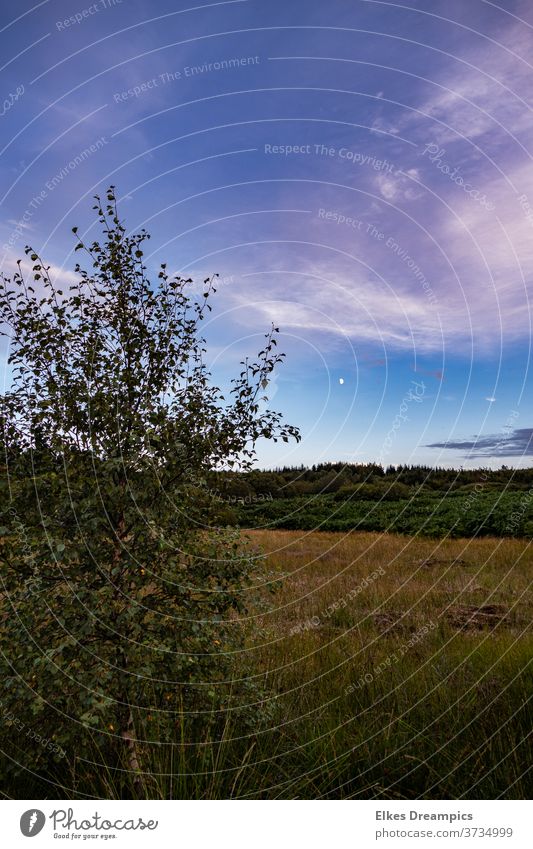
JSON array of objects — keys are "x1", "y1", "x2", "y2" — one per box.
[{"x1": 1, "y1": 0, "x2": 533, "y2": 469}]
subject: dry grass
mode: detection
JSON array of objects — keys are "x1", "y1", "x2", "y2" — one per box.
[
  {"x1": 225, "y1": 530, "x2": 533, "y2": 799},
  {"x1": 246, "y1": 529, "x2": 532, "y2": 638}
]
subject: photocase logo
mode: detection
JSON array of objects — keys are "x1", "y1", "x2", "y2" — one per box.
[{"x1": 20, "y1": 810, "x2": 46, "y2": 837}]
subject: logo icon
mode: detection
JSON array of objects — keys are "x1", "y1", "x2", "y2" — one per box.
[{"x1": 20, "y1": 810, "x2": 46, "y2": 837}]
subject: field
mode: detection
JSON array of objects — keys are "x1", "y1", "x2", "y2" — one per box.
[
  {"x1": 2, "y1": 528, "x2": 531, "y2": 799},
  {"x1": 226, "y1": 529, "x2": 532, "y2": 799}
]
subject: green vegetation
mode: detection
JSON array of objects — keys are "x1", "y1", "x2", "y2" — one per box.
[
  {"x1": 3, "y1": 530, "x2": 531, "y2": 799},
  {"x1": 0, "y1": 189, "x2": 298, "y2": 797},
  {"x1": 236, "y1": 490, "x2": 533, "y2": 537},
  {"x1": 209, "y1": 463, "x2": 533, "y2": 537}
]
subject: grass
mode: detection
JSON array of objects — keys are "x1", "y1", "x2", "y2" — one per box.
[
  {"x1": 222, "y1": 529, "x2": 532, "y2": 799},
  {"x1": 2, "y1": 529, "x2": 532, "y2": 799}
]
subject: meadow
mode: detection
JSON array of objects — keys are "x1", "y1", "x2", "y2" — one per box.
[
  {"x1": 2, "y1": 527, "x2": 531, "y2": 799},
  {"x1": 226, "y1": 529, "x2": 533, "y2": 799},
  {"x1": 127, "y1": 528, "x2": 532, "y2": 799}
]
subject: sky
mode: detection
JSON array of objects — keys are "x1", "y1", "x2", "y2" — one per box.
[{"x1": 1, "y1": 0, "x2": 533, "y2": 470}]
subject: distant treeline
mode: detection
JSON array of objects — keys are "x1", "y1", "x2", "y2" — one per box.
[{"x1": 210, "y1": 462, "x2": 533, "y2": 500}]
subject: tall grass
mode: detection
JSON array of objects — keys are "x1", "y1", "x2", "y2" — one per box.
[{"x1": 2, "y1": 530, "x2": 531, "y2": 799}]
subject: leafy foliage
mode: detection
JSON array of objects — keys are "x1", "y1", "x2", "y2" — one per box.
[{"x1": 0, "y1": 188, "x2": 299, "y2": 792}]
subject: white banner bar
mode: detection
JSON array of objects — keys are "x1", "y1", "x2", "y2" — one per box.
[{"x1": 2, "y1": 799, "x2": 532, "y2": 848}]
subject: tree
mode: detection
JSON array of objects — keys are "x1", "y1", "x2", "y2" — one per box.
[{"x1": 0, "y1": 188, "x2": 299, "y2": 794}]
